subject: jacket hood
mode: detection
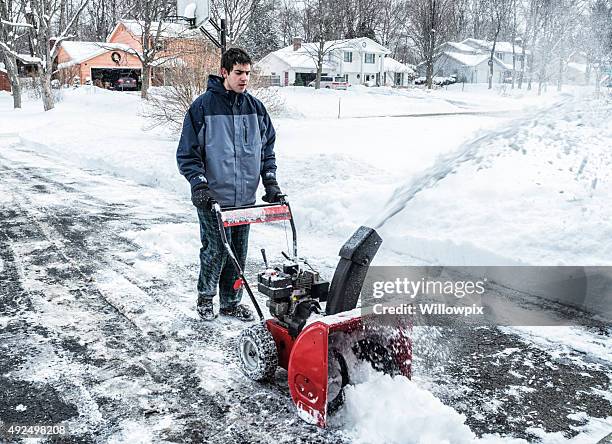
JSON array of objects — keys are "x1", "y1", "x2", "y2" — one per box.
[
  {"x1": 207, "y1": 74, "x2": 247, "y2": 101},
  {"x1": 207, "y1": 75, "x2": 227, "y2": 94}
]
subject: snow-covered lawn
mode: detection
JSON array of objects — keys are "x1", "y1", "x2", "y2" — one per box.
[
  {"x1": 2, "y1": 84, "x2": 610, "y2": 267},
  {"x1": 1, "y1": 84, "x2": 610, "y2": 443}
]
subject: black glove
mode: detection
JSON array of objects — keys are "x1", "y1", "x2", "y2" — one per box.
[
  {"x1": 191, "y1": 183, "x2": 215, "y2": 209},
  {"x1": 262, "y1": 179, "x2": 283, "y2": 203}
]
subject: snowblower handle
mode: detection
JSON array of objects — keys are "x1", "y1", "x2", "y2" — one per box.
[{"x1": 216, "y1": 200, "x2": 298, "y2": 259}]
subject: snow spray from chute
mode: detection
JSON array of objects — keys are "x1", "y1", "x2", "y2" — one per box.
[{"x1": 367, "y1": 97, "x2": 570, "y2": 230}]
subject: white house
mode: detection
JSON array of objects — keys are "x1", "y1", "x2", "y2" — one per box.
[
  {"x1": 417, "y1": 39, "x2": 529, "y2": 83},
  {"x1": 383, "y1": 57, "x2": 416, "y2": 86},
  {"x1": 461, "y1": 38, "x2": 529, "y2": 68},
  {"x1": 256, "y1": 37, "x2": 390, "y2": 86}
]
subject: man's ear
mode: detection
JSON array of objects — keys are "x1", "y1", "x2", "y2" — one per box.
[{"x1": 220, "y1": 67, "x2": 228, "y2": 78}]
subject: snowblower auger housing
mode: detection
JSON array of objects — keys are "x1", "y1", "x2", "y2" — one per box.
[{"x1": 213, "y1": 201, "x2": 411, "y2": 428}]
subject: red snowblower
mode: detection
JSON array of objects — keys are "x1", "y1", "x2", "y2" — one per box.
[{"x1": 213, "y1": 199, "x2": 411, "y2": 427}]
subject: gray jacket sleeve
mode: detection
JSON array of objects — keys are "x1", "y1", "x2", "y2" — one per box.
[
  {"x1": 260, "y1": 107, "x2": 278, "y2": 183},
  {"x1": 176, "y1": 101, "x2": 208, "y2": 190}
]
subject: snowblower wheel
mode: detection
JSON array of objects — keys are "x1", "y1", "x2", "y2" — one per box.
[{"x1": 237, "y1": 323, "x2": 278, "y2": 381}]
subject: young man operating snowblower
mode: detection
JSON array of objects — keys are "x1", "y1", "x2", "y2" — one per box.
[{"x1": 176, "y1": 47, "x2": 283, "y2": 321}]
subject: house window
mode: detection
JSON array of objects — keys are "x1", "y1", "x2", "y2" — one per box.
[
  {"x1": 344, "y1": 51, "x2": 353, "y2": 62},
  {"x1": 495, "y1": 52, "x2": 503, "y2": 60},
  {"x1": 364, "y1": 53, "x2": 375, "y2": 64}
]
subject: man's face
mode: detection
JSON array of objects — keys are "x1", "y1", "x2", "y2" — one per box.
[{"x1": 222, "y1": 63, "x2": 251, "y2": 93}]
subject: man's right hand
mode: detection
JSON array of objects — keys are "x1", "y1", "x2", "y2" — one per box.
[{"x1": 191, "y1": 183, "x2": 215, "y2": 209}]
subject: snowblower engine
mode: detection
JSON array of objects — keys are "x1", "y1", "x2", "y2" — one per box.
[{"x1": 257, "y1": 254, "x2": 329, "y2": 337}]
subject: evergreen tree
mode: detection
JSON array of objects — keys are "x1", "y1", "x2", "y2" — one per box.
[{"x1": 240, "y1": 0, "x2": 280, "y2": 60}]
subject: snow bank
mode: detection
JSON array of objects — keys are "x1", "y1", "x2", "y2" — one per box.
[{"x1": 371, "y1": 94, "x2": 612, "y2": 265}]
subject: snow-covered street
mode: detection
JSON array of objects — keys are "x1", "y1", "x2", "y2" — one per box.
[{"x1": 0, "y1": 85, "x2": 610, "y2": 443}]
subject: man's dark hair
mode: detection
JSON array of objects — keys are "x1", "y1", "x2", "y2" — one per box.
[{"x1": 221, "y1": 48, "x2": 253, "y2": 73}]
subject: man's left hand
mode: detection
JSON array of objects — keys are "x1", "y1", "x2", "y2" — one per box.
[{"x1": 262, "y1": 180, "x2": 283, "y2": 203}]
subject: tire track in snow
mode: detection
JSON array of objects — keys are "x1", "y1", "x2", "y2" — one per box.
[{"x1": 0, "y1": 145, "x2": 349, "y2": 443}]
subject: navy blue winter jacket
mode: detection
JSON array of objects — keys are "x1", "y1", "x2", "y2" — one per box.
[{"x1": 176, "y1": 75, "x2": 277, "y2": 207}]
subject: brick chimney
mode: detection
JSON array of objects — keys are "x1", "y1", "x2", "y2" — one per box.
[{"x1": 292, "y1": 37, "x2": 302, "y2": 51}]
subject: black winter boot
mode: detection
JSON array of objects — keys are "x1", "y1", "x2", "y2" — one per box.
[
  {"x1": 197, "y1": 297, "x2": 217, "y2": 321},
  {"x1": 220, "y1": 304, "x2": 254, "y2": 321}
]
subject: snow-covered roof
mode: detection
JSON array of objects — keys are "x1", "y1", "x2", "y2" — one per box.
[
  {"x1": 151, "y1": 57, "x2": 187, "y2": 67},
  {"x1": 259, "y1": 51, "x2": 336, "y2": 71},
  {"x1": 440, "y1": 42, "x2": 479, "y2": 53},
  {"x1": 110, "y1": 19, "x2": 201, "y2": 40},
  {"x1": 461, "y1": 38, "x2": 529, "y2": 55},
  {"x1": 259, "y1": 37, "x2": 389, "y2": 71},
  {"x1": 17, "y1": 53, "x2": 42, "y2": 64},
  {"x1": 384, "y1": 57, "x2": 415, "y2": 73},
  {"x1": 567, "y1": 62, "x2": 587, "y2": 74},
  {"x1": 443, "y1": 51, "x2": 490, "y2": 67},
  {"x1": 275, "y1": 37, "x2": 390, "y2": 56},
  {"x1": 0, "y1": 63, "x2": 6, "y2": 73},
  {"x1": 58, "y1": 41, "x2": 135, "y2": 68}
]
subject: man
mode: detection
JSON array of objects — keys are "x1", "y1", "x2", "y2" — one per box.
[{"x1": 177, "y1": 47, "x2": 282, "y2": 321}]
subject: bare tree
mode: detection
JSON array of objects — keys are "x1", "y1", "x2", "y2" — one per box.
[
  {"x1": 210, "y1": 0, "x2": 259, "y2": 44},
  {"x1": 587, "y1": 0, "x2": 612, "y2": 94},
  {"x1": 510, "y1": 0, "x2": 517, "y2": 88},
  {"x1": 125, "y1": 0, "x2": 175, "y2": 98},
  {"x1": 487, "y1": 0, "x2": 511, "y2": 89},
  {"x1": 24, "y1": 0, "x2": 89, "y2": 111},
  {"x1": 82, "y1": 0, "x2": 131, "y2": 41},
  {"x1": 0, "y1": 0, "x2": 28, "y2": 108},
  {"x1": 301, "y1": 0, "x2": 346, "y2": 89},
  {"x1": 144, "y1": 42, "x2": 218, "y2": 132},
  {"x1": 406, "y1": 0, "x2": 456, "y2": 89},
  {"x1": 278, "y1": 0, "x2": 300, "y2": 46},
  {"x1": 531, "y1": 0, "x2": 581, "y2": 94},
  {"x1": 377, "y1": 0, "x2": 409, "y2": 48}
]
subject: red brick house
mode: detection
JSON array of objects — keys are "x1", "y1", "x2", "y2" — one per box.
[
  {"x1": 55, "y1": 19, "x2": 215, "y2": 90},
  {"x1": 0, "y1": 65, "x2": 10, "y2": 92}
]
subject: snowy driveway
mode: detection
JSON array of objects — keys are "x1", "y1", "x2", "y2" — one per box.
[
  {"x1": 0, "y1": 136, "x2": 610, "y2": 443},
  {"x1": 0, "y1": 141, "x2": 352, "y2": 443}
]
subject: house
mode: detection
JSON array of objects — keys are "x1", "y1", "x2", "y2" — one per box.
[
  {"x1": 16, "y1": 53, "x2": 41, "y2": 77},
  {"x1": 0, "y1": 64, "x2": 10, "y2": 92},
  {"x1": 461, "y1": 38, "x2": 528, "y2": 68},
  {"x1": 256, "y1": 37, "x2": 390, "y2": 86},
  {"x1": 55, "y1": 19, "x2": 212, "y2": 89},
  {"x1": 55, "y1": 41, "x2": 140, "y2": 87},
  {"x1": 418, "y1": 38, "x2": 529, "y2": 84},
  {"x1": 565, "y1": 51, "x2": 591, "y2": 85},
  {"x1": 383, "y1": 57, "x2": 415, "y2": 87}
]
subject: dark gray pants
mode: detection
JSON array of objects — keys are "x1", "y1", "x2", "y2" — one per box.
[{"x1": 196, "y1": 208, "x2": 250, "y2": 309}]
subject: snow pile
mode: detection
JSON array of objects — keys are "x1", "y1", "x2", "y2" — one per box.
[
  {"x1": 336, "y1": 371, "x2": 612, "y2": 444},
  {"x1": 373, "y1": 94, "x2": 612, "y2": 265},
  {"x1": 335, "y1": 372, "x2": 476, "y2": 444}
]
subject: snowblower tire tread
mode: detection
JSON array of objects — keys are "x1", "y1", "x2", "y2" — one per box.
[{"x1": 237, "y1": 323, "x2": 278, "y2": 381}]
